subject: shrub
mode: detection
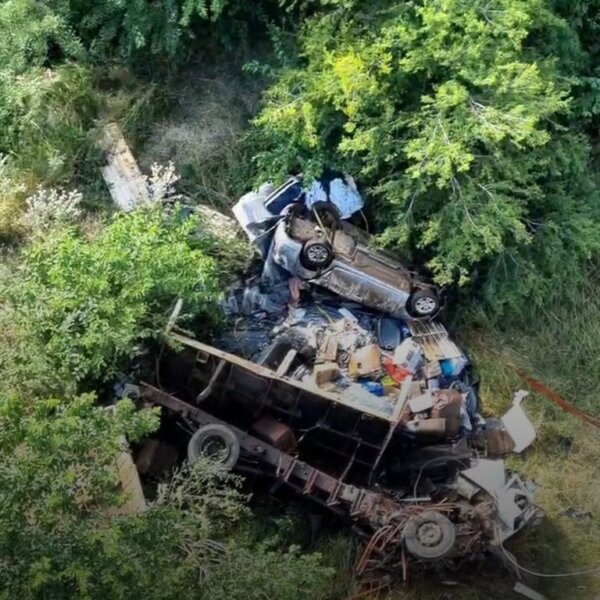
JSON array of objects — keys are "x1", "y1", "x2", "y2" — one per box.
[
  {"x1": 0, "y1": 65, "x2": 99, "y2": 184},
  {"x1": 202, "y1": 542, "x2": 333, "y2": 600},
  {"x1": 0, "y1": 207, "x2": 221, "y2": 398},
  {"x1": 0, "y1": 390, "x2": 332, "y2": 600},
  {"x1": 0, "y1": 155, "x2": 28, "y2": 242},
  {"x1": 0, "y1": 393, "x2": 234, "y2": 600},
  {"x1": 23, "y1": 187, "x2": 83, "y2": 233}
]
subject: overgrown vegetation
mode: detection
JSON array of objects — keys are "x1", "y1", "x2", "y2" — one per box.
[
  {"x1": 0, "y1": 394, "x2": 333, "y2": 599},
  {"x1": 253, "y1": 0, "x2": 600, "y2": 318},
  {"x1": 0, "y1": 207, "x2": 220, "y2": 398},
  {"x1": 1, "y1": 0, "x2": 600, "y2": 598}
]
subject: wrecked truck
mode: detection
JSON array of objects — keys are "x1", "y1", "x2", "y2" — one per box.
[
  {"x1": 137, "y1": 174, "x2": 540, "y2": 578},
  {"x1": 139, "y1": 302, "x2": 539, "y2": 577},
  {"x1": 101, "y1": 161, "x2": 541, "y2": 578}
]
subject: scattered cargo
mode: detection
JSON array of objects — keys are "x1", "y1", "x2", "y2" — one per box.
[
  {"x1": 99, "y1": 147, "x2": 542, "y2": 581},
  {"x1": 133, "y1": 173, "x2": 541, "y2": 579}
]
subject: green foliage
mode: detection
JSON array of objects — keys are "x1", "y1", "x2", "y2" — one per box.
[
  {"x1": 0, "y1": 207, "x2": 221, "y2": 398},
  {"x1": 253, "y1": 0, "x2": 600, "y2": 315},
  {"x1": 203, "y1": 541, "x2": 332, "y2": 600},
  {"x1": 475, "y1": 133, "x2": 600, "y2": 316},
  {"x1": 47, "y1": 0, "x2": 230, "y2": 63},
  {"x1": 0, "y1": 393, "x2": 213, "y2": 599},
  {"x1": 0, "y1": 0, "x2": 85, "y2": 75},
  {"x1": 0, "y1": 395, "x2": 158, "y2": 517},
  {"x1": 0, "y1": 155, "x2": 29, "y2": 242},
  {"x1": 0, "y1": 0, "x2": 255, "y2": 194},
  {"x1": 0, "y1": 64, "x2": 99, "y2": 183},
  {"x1": 0, "y1": 0, "x2": 98, "y2": 185},
  {"x1": 0, "y1": 392, "x2": 332, "y2": 600},
  {"x1": 553, "y1": 0, "x2": 600, "y2": 120}
]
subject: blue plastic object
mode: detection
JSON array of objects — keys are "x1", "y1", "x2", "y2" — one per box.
[
  {"x1": 360, "y1": 381, "x2": 385, "y2": 397},
  {"x1": 440, "y1": 357, "x2": 468, "y2": 378}
]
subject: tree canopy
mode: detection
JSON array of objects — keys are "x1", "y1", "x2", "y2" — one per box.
[{"x1": 253, "y1": 0, "x2": 600, "y2": 316}]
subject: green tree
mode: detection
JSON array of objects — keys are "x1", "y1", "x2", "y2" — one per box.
[
  {"x1": 62, "y1": 0, "x2": 228, "y2": 62},
  {"x1": 0, "y1": 393, "x2": 332, "y2": 600},
  {"x1": 253, "y1": 0, "x2": 600, "y2": 316},
  {"x1": 552, "y1": 0, "x2": 600, "y2": 121}
]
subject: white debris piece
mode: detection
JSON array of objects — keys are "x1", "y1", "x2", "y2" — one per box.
[
  {"x1": 338, "y1": 307, "x2": 359, "y2": 323},
  {"x1": 305, "y1": 175, "x2": 364, "y2": 219},
  {"x1": 393, "y1": 338, "x2": 423, "y2": 373},
  {"x1": 514, "y1": 582, "x2": 548, "y2": 600},
  {"x1": 460, "y1": 458, "x2": 537, "y2": 540},
  {"x1": 100, "y1": 123, "x2": 150, "y2": 211},
  {"x1": 232, "y1": 184, "x2": 275, "y2": 240},
  {"x1": 501, "y1": 390, "x2": 536, "y2": 453},
  {"x1": 408, "y1": 392, "x2": 435, "y2": 414}
]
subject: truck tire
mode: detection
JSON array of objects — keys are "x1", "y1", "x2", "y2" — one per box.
[
  {"x1": 187, "y1": 424, "x2": 240, "y2": 470},
  {"x1": 403, "y1": 511, "x2": 456, "y2": 560}
]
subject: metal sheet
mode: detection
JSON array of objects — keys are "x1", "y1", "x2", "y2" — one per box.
[
  {"x1": 501, "y1": 390, "x2": 536, "y2": 453},
  {"x1": 168, "y1": 331, "x2": 396, "y2": 422}
]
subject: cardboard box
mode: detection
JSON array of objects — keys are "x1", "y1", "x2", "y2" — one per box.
[{"x1": 348, "y1": 344, "x2": 381, "y2": 378}]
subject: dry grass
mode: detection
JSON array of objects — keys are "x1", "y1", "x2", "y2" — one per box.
[{"x1": 138, "y1": 61, "x2": 264, "y2": 211}]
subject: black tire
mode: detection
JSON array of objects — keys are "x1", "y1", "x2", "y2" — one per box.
[
  {"x1": 403, "y1": 511, "x2": 456, "y2": 560},
  {"x1": 310, "y1": 200, "x2": 342, "y2": 229},
  {"x1": 187, "y1": 424, "x2": 240, "y2": 470},
  {"x1": 300, "y1": 239, "x2": 334, "y2": 270},
  {"x1": 408, "y1": 289, "x2": 440, "y2": 317}
]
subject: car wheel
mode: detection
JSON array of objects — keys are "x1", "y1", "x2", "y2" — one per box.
[
  {"x1": 408, "y1": 289, "x2": 440, "y2": 317},
  {"x1": 310, "y1": 200, "x2": 342, "y2": 229},
  {"x1": 300, "y1": 239, "x2": 334, "y2": 270},
  {"x1": 187, "y1": 424, "x2": 240, "y2": 470},
  {"x1": 403, "y1": 511, "x2": 456, "y2": 560}
]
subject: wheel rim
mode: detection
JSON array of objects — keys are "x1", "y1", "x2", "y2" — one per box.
[
  {"x1": 307, "y1": 244, "x2": 329, "y2": 264},
  {"x1": 414, "y1": 296, "x2": 437, "y2": 315},
  {"x1": 416, "y1": 521, "x2": 444, "y2": 547},
  {"x1": 404, "y1": 511, "x2": 456, "y2": 560},
  {"x1": 200, "y1": 436, "x2": 229, "y2": 461}
]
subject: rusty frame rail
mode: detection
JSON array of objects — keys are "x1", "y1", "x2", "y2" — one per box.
[{"x1": 141, "y1": 382, "x2": 402, "y2": 528}]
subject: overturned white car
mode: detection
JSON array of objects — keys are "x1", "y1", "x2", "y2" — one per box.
[{"x1": 233, "y1": 175, "x2": 440, "y2": 319}]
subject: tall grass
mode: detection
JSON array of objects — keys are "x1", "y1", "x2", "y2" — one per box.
[{"x1": 439, "y1": 286, "x2": 600, "y2": 599}]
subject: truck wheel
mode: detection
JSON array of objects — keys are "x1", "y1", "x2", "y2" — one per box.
[
  {"x1": 187, "y1": 424, "x2": 240, "y2": 470},
  {"x1": 403, "y1": 511, "x2": 456, "y2": 560},
  {"x1": 300, "y1": 239, "x2": 334, "y2": 269},
  {"x1": 408, "y1": 289, "x2": 440, "y2": 317}
]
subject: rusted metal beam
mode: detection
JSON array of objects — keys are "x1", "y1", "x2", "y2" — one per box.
[{"x1": 140, "y1": 382, "x2": 404, "y2": 528}]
